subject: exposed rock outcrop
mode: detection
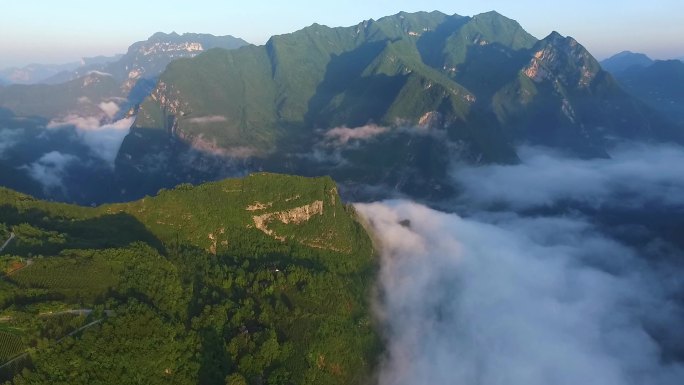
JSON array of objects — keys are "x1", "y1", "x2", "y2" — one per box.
[{"x1": 252, "y1": 200, "x2": 324, "y2": 241}]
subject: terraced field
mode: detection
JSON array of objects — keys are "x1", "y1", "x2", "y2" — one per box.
[
  {"x1": 0, "y1": 331, "x2": 23, "y2": 362},
  {"x1": 10, "y1": 256, "x2": 122, "y2": 302}
]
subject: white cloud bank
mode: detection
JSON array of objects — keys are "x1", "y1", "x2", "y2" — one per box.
[
  {"x1": 357, "y1": 201, "x2": 684, "y2": 385},
  {"x1": 0, "y1": 128, "x2": 24, "y2": 158},
  {"x1": 452, "y1": 143, "x2": 684, "y2": 210},
  {"x1": 98, "y1": 101, "x2": 120, "y2": 119},
  {"x1": 47, "y1": 115, "x2": 135, "y2": 166},
  {"x1": 357, "y1": 142, "x2": 684, "y2": 385},
  {"x1": 324, "y1": 124, "x2": 389, "y2": 145},
  {"x1": 186, "y1": 115, "x2": 228, "y2": 124},
  {"x1": 20, "y1": 151, "x2": 78, "y2": 191}
]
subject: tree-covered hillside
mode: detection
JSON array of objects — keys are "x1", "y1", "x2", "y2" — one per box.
[
  {"x1": 0, "y1": 173, "x2": 379, "y2": 385},
  {"x1": 129, "y1": 11, "x2": 538, "y2": 158},
  {"x1": 118, "y1": 11, "x2": 679, "y2": 202}
]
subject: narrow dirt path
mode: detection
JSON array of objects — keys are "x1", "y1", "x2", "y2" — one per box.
[
  {"x1": 0, "y1": 314, "x2": 113, "y2": 369},
  {"x1": 0, "y1": 232, "x2": 15, "y2": 253}
]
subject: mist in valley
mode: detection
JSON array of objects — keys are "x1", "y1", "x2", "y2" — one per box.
[{"x1": 358, "y1": 142, "x2": 684, "y2": 385}]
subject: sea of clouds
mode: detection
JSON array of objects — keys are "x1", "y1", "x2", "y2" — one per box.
[{"x1": 357, "y1": 143, "x2": 684, "y2": 385}]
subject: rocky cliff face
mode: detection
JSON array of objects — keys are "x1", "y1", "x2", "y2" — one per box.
[
  {"x1": 523, "y1": 32, "x2": 600, "y2": 89},
  {"x1": 43, "y1": 32, "x2": 248, "y2": 94},
  {"x1": 252, "y1": 200, "x2": 324, "y2": 241},
  {"x1": 117, "y1": 33, "x2": 247, "y2": 93},
  {"x1": 491, "y1": 30, "x2": 676, "y2": 155}
]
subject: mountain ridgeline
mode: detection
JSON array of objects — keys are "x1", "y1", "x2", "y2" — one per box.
[
  {"x1": 602, "y1": 52, "x2": 684, "y2": 127},
  {"x1": 600, "y1": 51, "x2": 654, "y2": 74},
  {"x1": 118, "y1": 11, "x2": 678, "y2": 200},
  {"x1": 46, "y1": 32, "x2": 249, "y2": 103},
  {"x1": 0, "y1": 33, "x2": 248, "y2": 121},
  {"x1": 0, "y1": 173, "x2": 378, "y2": 384}
]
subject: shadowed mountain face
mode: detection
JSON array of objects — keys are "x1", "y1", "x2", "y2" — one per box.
[
  {"x1": 609, "y1": 59, "x2": 684, "y2": 126},
  {"x1": 117, "y1": 11, "x2": 679, "y2": 202}
]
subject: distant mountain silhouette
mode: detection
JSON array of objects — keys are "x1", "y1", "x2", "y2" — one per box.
[{"x1": 600, "y1": 51, "x2": 653, "y2": 75}]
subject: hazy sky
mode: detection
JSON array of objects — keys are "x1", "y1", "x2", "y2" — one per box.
[{"x1": 1, "y1": 0, "x2": 682, "y2": 68}]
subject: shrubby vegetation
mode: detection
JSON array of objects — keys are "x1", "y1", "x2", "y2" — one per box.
[{"x1": 0, "y1": 173, "x2": 379, "y2": 384}]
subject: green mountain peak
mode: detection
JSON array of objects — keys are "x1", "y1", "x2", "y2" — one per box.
[{"x1": 113, "y1": 10, "x2": 679, "y2": 201}]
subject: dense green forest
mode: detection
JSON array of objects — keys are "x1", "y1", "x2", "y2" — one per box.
[{"x1": 0, "y1": 173, "x2": 379, "y2": 384}]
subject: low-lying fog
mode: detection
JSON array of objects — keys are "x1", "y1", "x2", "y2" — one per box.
[{"x1": 357, "y1": 143, "x2": 684, "y2": 385}]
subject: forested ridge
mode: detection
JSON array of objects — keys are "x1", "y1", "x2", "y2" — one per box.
[{"x1": 0, "y1": 173, "x2": 379, "y2": 385}]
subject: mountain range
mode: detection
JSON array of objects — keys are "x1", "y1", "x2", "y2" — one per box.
[
  {"x1": 0, "y1": 62, "x2": 83, "y2": 85},
  {"x1": 600, "y1": 51, "x2": 654, "y2": 74},
  {"x1": 0, "y1": 55, "x2": 125, "y2": 85},
  {"x1": 1, "y1": 9, "x2": 684, "y2": 385},
  {"x1": 1, "y1": 11, "x2": 681, "y2": 205},
  {"x1": 0, "y1": 33, "x2": 248, "y2": 204},
  {"x1": 0, "y1": 33, "x2": 248, "y2": 121},
  {"x1": 601, "y1": 52, "x2": 684, "y2": 127},
  {"x1": 117, "y1": 11, "x2": 678, "y2": 201}
]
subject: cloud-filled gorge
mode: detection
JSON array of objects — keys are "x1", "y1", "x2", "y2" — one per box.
[
  {"x1": 452, "y1": 143, "x2": 684, "y2": 211},
  {"x1": 46, "y1": 115, "x2": 135, "y2": 166},
  {"x1": 356, "y1": 143, "x2": 684, "y2": 385},
  {"x1": 0, "y1": 108, "x2": 135, "y2": 200}
]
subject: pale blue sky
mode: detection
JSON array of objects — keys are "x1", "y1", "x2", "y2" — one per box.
[{"x1": 1, "y1": 0, "x2": 682, "y2": 68}]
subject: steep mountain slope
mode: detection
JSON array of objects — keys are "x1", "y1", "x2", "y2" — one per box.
[
  {"x1": 0, "y1": 173, "x2": 378, "y2": 384},
  {"x1": 118, "y1": 11, "x2": 676, "y2": 201},
  {"x1": 129, "y1": 12, "x2": 536, "y2": 155},
  {"x1": 600, "y1": 51, "x2": 654, "y2": 75},
  {"x1": 491, "y1": 33, "x2": 674, "y2": 154}
]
